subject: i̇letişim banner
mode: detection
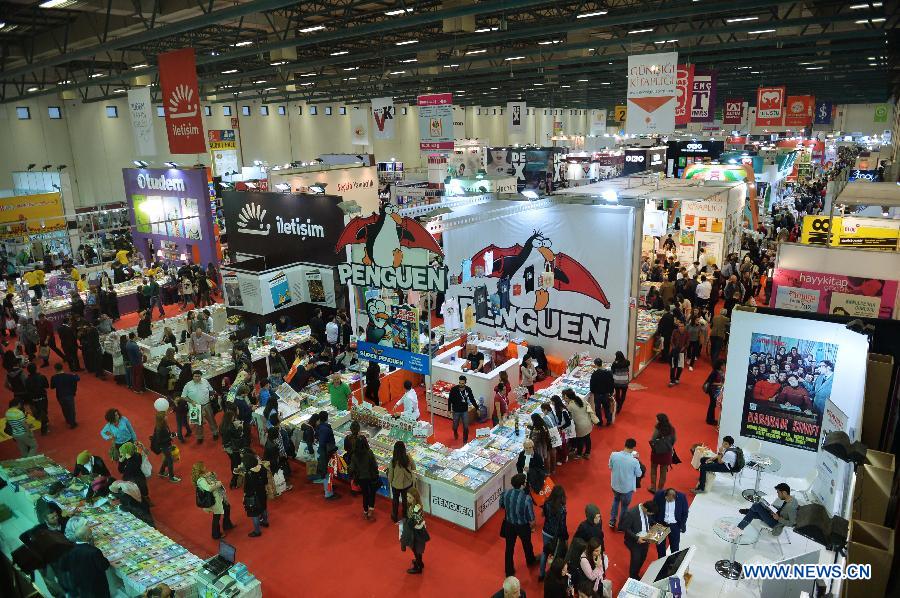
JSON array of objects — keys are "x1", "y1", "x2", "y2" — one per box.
[{"x1": 740, "y1": 332, "x2": 837, "y2": 451}]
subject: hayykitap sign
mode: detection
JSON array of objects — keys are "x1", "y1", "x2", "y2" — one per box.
[{"x1": 336, "y1": 202, "x2": 448, "y2": 291}]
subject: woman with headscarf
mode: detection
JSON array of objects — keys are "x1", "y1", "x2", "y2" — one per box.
[
  {"x1": 192, "y1": 461, "x2": 234, "y2": 540},
  {"x1": 116, "y1": 442, "x2": 150, "y2": 505}
]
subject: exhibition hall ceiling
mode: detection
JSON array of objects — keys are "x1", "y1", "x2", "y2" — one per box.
[{"x1": 0, "y1": 0, "x2": 895, "y2": 107}]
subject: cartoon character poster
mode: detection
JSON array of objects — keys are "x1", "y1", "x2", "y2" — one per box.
[
  {"x1": 740, "y1": 333, "x2": 838, "y2": 451},
  {"x1": 268, "y1": 271, "x2": 292, "y2": 310}
]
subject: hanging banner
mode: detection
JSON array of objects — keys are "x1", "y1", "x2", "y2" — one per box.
[
  {"x1": 674, "y1": 64, "x2": 694, "y2": 126},
  {"x1": 208, "y1": 130, "x2": 239, "y2": 178},
  {"x1": 723, "y1": 98, "x2": 744, "y2": 125},
  {"x1": 784, "y1": 95, "x2": 814, "y2": 128},
  {"x1": 371, "y1": 97, "x2": 395, "y2": 140},
  {"x1": 873, "y1": 104, "x2": 889, "y2": 122},
  {"x1": 453, "y1": 107, "x2": 467, "y2": 140},
  {"x1": 507, "y1": 101, "x2": 526, "y2": 134},
  {"x1": 690, "y1": 69, "x2": 716, "y2": 123},
  {"x1": 350, "y1": 108, "x2": 370, "y2": 146},
  {"x1": 771, "y1": 268, "x2": 898, "y2": 319},
  {"x1": 614, "y1": 105, "x2": 627, "y2": 123},
  {"x1": 626, "y1": 52, "x2": 677, "y2": 134},
  {"x1": 127, "y1": 87, "x2": 156, "y2": 157},
  {"x1": 417, "y1": 93, "x2": 454, "y2": 150},
  {"x1": 755, "y1": 86, "x2": 785, "y2": 127},
  {"x1": 589, "y1": 109, "x2": 607, "y2": 135},
  {"x1": 157, "y1": 47, "x2": 206, "y2": 154},
  {"x1": 800, "y1": 215, "x2": 900, "y2": 250},
  {"x1": 814, "y1": 101, "x2": 833, "y2": 125}
]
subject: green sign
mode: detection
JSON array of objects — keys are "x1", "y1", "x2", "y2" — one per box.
[{"x1": 873, "y1": 104, "x2": 888, "y2": 122}]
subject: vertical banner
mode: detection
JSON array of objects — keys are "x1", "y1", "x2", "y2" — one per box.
[
  {"x1": 723, "y1": 98, "x2": 744, "y2": 125},
  {"x1": 208, "y1": 130, "x2": 239, "y2": 177},
  {"x1": 614, "y1": 105, "x2": 627, "y2": 124},
  {"x1": 453, "y1": 106, "x2": 466, "y2": 139},
  {"x1": 755, "y1": 86, "x2": 786, "y2": 127},
  {"x1": 674, "y1": 64, "x2": 694, "y2": 126},
  {"x1": 507, "y1": 101, "x2": 526, "y2": 134},
  {"x1": 127, "y1": 87, "x2": 156, "y2": 157},
  {"x1": 873, "y1": 104, "x2": 888, "y2": 122},
  {"x1": 690, "y1": 69, "x2": 716, "y2": 123},
  {"x1": 784, "y1": 95, "x2": 814, "y2": 127},
  {"x1": 371, "y1": 97, "x2": 395, "y2": 140},
  {"x1": 625, "y1": 51, "x2": 678, "y2": 135},
  {"x1": 350, "y1": 108, "x2": 370, "y2": 145},
  {"x1": 814, "y1": 101, "x2": 833, "y2": 125},
  {"x1": 157, "y1": 47, "x2": 206, "y2": 154},
  {"x1": 417, "y1": 93, "x2": 454, "y2": 150},
  {"x1": 589, "y1": 109, "x2": 607, "y2": 135}
]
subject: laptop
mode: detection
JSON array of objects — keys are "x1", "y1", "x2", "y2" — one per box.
[{"x1": 203, "y1": 540, "x2": 236, "y2": 577}]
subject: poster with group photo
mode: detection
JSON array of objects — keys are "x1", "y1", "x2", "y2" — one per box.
[{"x1": 740, "y1": 333, "x2": 837, "y2": 451}]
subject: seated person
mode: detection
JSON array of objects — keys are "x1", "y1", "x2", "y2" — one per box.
[
  {"x1": 461, "y1": 344, "x2": 486, "y2": 373},
  {"x1": 73, "y1": 451, "x2": 112, "y2": 479},
  {"x1": 736, "y1": 482, "x2": 798, "y2": 535},
  {"x1": 692, "y1": 435, "x2": 738, "y2": 493}
]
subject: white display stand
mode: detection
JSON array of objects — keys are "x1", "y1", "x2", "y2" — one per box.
[{"x1": 428, "y1": 345, "x2": 521, "y2": 418}]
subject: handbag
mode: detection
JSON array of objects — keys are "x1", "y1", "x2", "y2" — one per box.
[
  {"x1": 530, "y1": 476, "x2": 555, "y2": 507},
  {"x1": 612, "y1": 369, "x2": 629, "y2": 386},
  {"x1": 584, "y1": 398, "x2": 600, "y2": 425},
  {"x1": 170, "y1": 445, "x2": 181, "y2": 462},
  {"x1": 672, "y1": 448, "x2": 682, "y2": 465},
  {"x1": 37, "y1": 345, "x2": 50, "y2": 358},
  {"x1": 499, "y1": 518, "x2": 511, "y2": 539}
]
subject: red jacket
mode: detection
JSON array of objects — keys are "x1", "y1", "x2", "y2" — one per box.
[
  {"x1": 36, "y1": 319, "x2": 55, "y2": 343},
  {"x1": 777, "y1": 385, "x2": 812, "y2": 410},
  {"x1": 752, "y1": 380, "x2": 781, "y2": 402}
]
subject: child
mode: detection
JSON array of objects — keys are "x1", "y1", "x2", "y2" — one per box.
[{"x1": 174, "y1": 397, "x2": 191, "y2": 443}]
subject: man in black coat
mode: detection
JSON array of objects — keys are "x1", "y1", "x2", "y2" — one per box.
[
  {"x1": 588, "y1": 358, "x2": 614, "y2": 426},
  {"x1": 309, "y1": 308, "x2": 326, "y2": 346},
  {"x1": 653, "y1": 488, "x2": 689, "y2": 557},
  {"x1": 57, "y1": 516, "x2": 110, "y2": 598},
  {"x1": 655, "y1": 311, "x2": 675, "y2": 360},
  {"x1": 56, "y1": 320, "x2": 81, "y2": 372},
  {"x1": 620, "y1": 500, "x2": 659, "y2": 580}
]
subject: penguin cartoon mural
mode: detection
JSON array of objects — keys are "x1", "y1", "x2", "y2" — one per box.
[
  {"x1": 364, "y1": 298, "x2": 393, "y2": 346},
  {"x1": 470, "y1": 230, "x2": 610, "y2": 312},
  {"x1": 335, "y1": 202, "x2": 443, "y2": 267}
]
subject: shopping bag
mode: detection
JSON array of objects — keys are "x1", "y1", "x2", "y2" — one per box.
[
  {"x1": 139, "y1": 454, "x2": 153, "y2": 478},
  {"x1": 547, "y1": 425, "x2": 563, "y2": 449},
  {"x1": 273, "y1": 470, "x2": 287, "y2": 495},
  {"x1": 584, "y1": 397, "x2": 600, "y2": 425},
  {"x1": 170, "y1": 445, "x2": 181, "y2": 462},
  {"x1": 530, "y1": 476, "x2": 555, "y2": 508},
  {"x1": 188, "y1": 403, "x2": 202, "y2": 425}
]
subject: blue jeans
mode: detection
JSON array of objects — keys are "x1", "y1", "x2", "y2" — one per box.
[
  {"x1": 452, "y1": 411, "x2": 469, "y2": 442},
  {"x1": 610, "y1": 490, "x2": 633, "y2": 527},
  {"x1": 150, "y1": 295, "x2": 165, "y2": 316},
  {"x1": 251, "y1": 509, "x2": 269, "y2": 533},
  {"x1": 698, "y1": 459, "x2": 731, "y2": 490},
  {"x1": 737, "y1": 503, "x2": 778, "y2": 530},
  {"x1": 323, "y1": 473, "x2": 334, "y2": 497},
  {"x1": 538, "y1": 531, "x2": 557, "y2": 577}
]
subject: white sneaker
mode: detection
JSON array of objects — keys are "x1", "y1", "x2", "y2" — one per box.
[{"x1": 689, "y1": 366, "x2": 694, "y2": 371}]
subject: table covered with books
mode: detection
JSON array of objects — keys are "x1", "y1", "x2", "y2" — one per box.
[{"x1": 0, "y1": 455, "x2": 261, "y2": 597}]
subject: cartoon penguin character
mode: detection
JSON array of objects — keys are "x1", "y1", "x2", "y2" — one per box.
[
  {"x1": 335, "y1": 202, "x2": 444, "y2": 265},
  {"x1": 365, "y1": 298, "x2": 393, "y2": 346},
  {"x1": 472, "y1": 231, "x2": 611, "y2": 312}
]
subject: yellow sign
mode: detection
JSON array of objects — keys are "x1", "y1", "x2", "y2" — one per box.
[
  {"x1": 800, "y1": 215, "x2": 899, "y2": 250},
  {"x1": 208, "y1": 140, "x2": 236, "y2": 150},
  {"x1": 0, "y1": 193, "x2": 66, "y2": 239},
  {"x1": 614, "y1": 105, "x2": 627, "y2": 122}
]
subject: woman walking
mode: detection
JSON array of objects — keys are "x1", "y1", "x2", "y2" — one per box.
[
  {"x1": 388, "y1": 441, "x2": 416, "y2": 523},
  {"x1": 221, "y1": 409, "x2": 249, "y2": 488},
  {"x1": 192, "y1": 462, "x2": 234, "y2": 539},
  {"x1": 240, "y1": 452, "x2": 269, "y2": 537},
  {"x1": 152, "y1": 412, "x2": 180, "y2": 483},
  {"x1": 685, "y1": 312, "x2": 707, "y2": 371},
  {"x1": 704, "y1": 359, "x2": 726, "y2": 426},
  {"x1": 400, "y1": 487, "x2": 430, "y2": 574},
  {"x1": 363, "y1": 361, "x2": 381, "y2": 406},
  {"x1": 349, "y1": 435, "x2": 380, "y2": 521},
  {"x1": 550, "y1": 394, "x2": 573, "y2": 464},
  {"x1": 649, "y1": 413, "x2": 676, "y2": 493},
  {"x1": 564, "y1": 388, "x2": 593, "y2": 459},
  {"x1": 610, "y1": 351, "x2": 631, "y2": 413},
  {"x1": 539, "y1": 485, "x2": 569, "y2": 582},
  {"x1": 579, "y1": 537, "x2": 610, "y2": 597}
]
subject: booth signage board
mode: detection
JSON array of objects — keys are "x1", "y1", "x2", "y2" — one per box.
[
  {"x1": 643, "y1": 209, "x2": 667, "y2": 237},
  {"x1": 453, "y1": 107, "x2": 466, "y2": 140},
  {"x1": 800, "y1": 215, "x2": 900, "y2": 250},
  {"x1": 814, "y1": 101, "x2": 833, "y2": 125},
  {"x1": 446, "y1": 177, "x2": 518, "y2": 196},
  {"x1": 674, "y1": 64, "x2": 694, "y2": 126},
  {"x1": 222, "y1": 191, "x2": 346, "y2": 268},
  {"x1": 270, "y1": 166, "x2": 380, "y2": 215},
  {"x1": 418, "y1": 93, "x2": 454, "y2": 150},
  {"x1": 123, "y1": 168, "x2": 217, "y2": 267},
  {"x1": 0, "y1": 193, "x2": 66, "y2": 238},
  {"x1": 690, "y1": 69, "x2": 716, "y2": 123},
  {"x1": 371, "y1": 97, "x2": 395, "y2": 140},
  {"x1": 589, "y1": 110, "x2": 607, "y2": 135},
  {"x1": 723, "y1": 98, "x2": 744, "y2": 125},
  {"x1": 357, "y1": 341, "x2": 430, "y2": 375},
  {"x1": 428, "y1": 479, "x2": 477, "y2": 529},
  {"x1": 222, "y1": 262, "x2": 337, "y2": 315},
  {"x1": 783, "y1": 95, "x2": 814, "y2": 128},
  {"x1": 626, "y1": 52, "x2": 678, "y2": 134},
  {"x1": 810, "y1": 399, "x2": 849, "y2": 516},
  {"x1": 647, "y1": 148, "x2": 667, "y2": 173},
  {"x1": 350, "y1": 108, "x2": 370, "y2": 146},
  {"x1": 485, "y1": 147, "x2": 566, "y2": 192},
  {"x1": 507, "y1": 102, "x2": 526, "y2": 134},
  {"x1": 475, "y1": 473, "x2": 506, "y2": 528},
  {"x1": 770, "y1": 267, "x2": 898, "y2": 319},
  {"x1": 157, "y1": 47, "x2": 206, "y2": 154},
  {"x1": 773, "y1": 285, "x2": 820, "y2": 312},
  {"x1": 443, "y1": 203, "x2": 631, "y2": 361},
  {"x1": 755, "y1": 86, "x2": 785, "y2": 127},
  {"x1": 739, "y1": 332, "x2": 836, "y2": 451},
  {"x1": 208, "y1": 130, "x2": 239, "y2": 178},
  {"x1": 623, "y1": 149, "x2": 649, "y2": 175},
  {"x1": 681, "y1": 198, "x2": 725, "y2": 233},
  {"x1": 848, "y1": 169, "x2": 879, "y2": 182}
]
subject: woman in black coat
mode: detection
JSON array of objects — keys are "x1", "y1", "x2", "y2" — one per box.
[
  {"x1": 241, "y1": 452, "x2": 269, "y2": 537},
  {"x1": 348, "y1": 435, "x2": 380, "y2": 520},
  {"x1": 116, "y1": 442, "x2": 150, "y2": 505},
  {"x1": 364, "y1": 361, "x2": 381, "y2": 406}
]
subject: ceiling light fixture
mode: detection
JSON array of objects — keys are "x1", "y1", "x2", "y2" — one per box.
[
  {"x1": 533, "y1": 83, "x2": 543, "y2": 86},
  {"x1": 628, "y1": 28, "x2": 654, "y2": 34},
  {"x1": 849, "y1": 2, "x2": 882, "y2": 7},
  {"x1": 221, "y1": 69, "x2": 238, "y2": 74},
  {"x1": 395, "y1": 39, "x2": 419, "y2": 46},
  {"x1": 300, "y1": 72, "x2": 316, "y2": 77},
  {"x1": 856, "y1": 18, "x2": 886, "y2": 23},
  {"x1": 538, "y1": 40, "x2": 562, "y2": 45},
  {"x1": 443, "y1": 64, "x2": 459, "y2": 68},
  {"x1": 113, "y1": 88, "x2": 126, "y2": 93},
  {"x1": 576, "y1": 10, "x2": 608, "y2": 18},
  {"x1": 131, "y1": 63, "x2": 148, "y2": 69},
  {"x1": 230, "y1": 40, "x2": 253, "y2": 47},
  {"x1": 389, "y1": 70, "x2": 406, "y2": 75},
  {"x1": 560, "y1": 85, "x2": 571, "y2": 88},
  {"x1": 466, "y1": 49, "x2": 487, "y2": 55},
  {"x1": 399, "y1": 58, "x2": 418, "y2": 63},
  {"x1": 475, "y1": 27, "x2": 499, "y2": 33},
  {"x1": 505, "y1": 56, "x2": 525, "y2": 61},
  {"x1": 726, "y1": 16, "x2": 758, "y2": 22},
  {"x1": 747, "y1": 29, "x2": 776, "y2": 34},
  {"x1": 805, "y1": 66, "x2": 823, "y2": 70},
  {"x1": 577, "y1": 79, "x2": 589, "y2": 82},
  {"x1": 89, "y1": 73, "x2": 104, "y2": 78},
  {"x1": 254, "y1": 79, "x2": 267, "y2": 83},
  {"x1": 271, "y1": 61, "x2": 287, "y2": 66},
  {"x1": 39, "y1": 0, "x2": 73, "y2": 7},
  {"x1": 330, "y1": 50, "x2": 349, "y2": 56},
  {"x1": 385, "y1": 8, "x2": 413, "y2": 15},
  {"x1": 27, "y1": 87, "x2": 38, "y2": 92},
  {"x1": 299, "y1": 25, "x2": 326, "y2": 33},
  {"x1": 343, "y1": 66, "x2": 359, "y2": 71}
]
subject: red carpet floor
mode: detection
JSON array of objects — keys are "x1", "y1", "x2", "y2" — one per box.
[{"x1": 0, "y1": 306, "x2": 721, "y2": 597}]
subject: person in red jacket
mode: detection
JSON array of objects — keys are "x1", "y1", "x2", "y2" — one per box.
[
  {"x1": 667, "y1": 320, "x2": 689, "y2": 387},
  {"x1": 36, "y1": 314, "x2": 65, "y2": 367},
  {"x1": 777, "y1": 375, "x2": 812, "y2": 411},
  {"x1": 752, "y1": 373, "x2": 782, "y2": 402}
]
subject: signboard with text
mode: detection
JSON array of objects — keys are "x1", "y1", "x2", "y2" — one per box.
[
  {"x1": 418, "y1": 93, "x2": 454, "y2": 150},
  {"x1": 157, "y1": 48, "x2": 206, "y2": 154}
]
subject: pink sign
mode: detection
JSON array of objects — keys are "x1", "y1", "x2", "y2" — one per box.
[{"x1": 770, "y1": 268, "x2": 898, "y2": 319}]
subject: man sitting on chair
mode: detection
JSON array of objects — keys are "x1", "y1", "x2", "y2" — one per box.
[
  {"x1": 736, "y1": 483, "x2": 798, "y2": 535},
  {"x1": 692, "y1": 435, "x2": 737, "y2": 493}
]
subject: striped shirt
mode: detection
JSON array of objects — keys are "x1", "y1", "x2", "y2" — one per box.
[
  {"x1": 4, "y1": 408, "x2": 29, "y2": 437},
  {"x1": 500, "y1": 488, "x2": 534, "y2": 526}
]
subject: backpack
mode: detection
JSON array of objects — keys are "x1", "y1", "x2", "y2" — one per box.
[
  {"x1": 726, "y1": 446, "x2": 745, "y2": 472},
  {"x1": 195, "y1": 484, "x2": 215, "y2": 508}
]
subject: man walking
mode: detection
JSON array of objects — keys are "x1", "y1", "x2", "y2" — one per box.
[
  {"x1": 24, "y1": 363, "x2": 50, "y2": 435},
  {"x1": 448, "y1": 375, "x2": 478, "y2": 444},
  {"x1": 652, "y1": 488, "x2": 689, "y2": 557},
  {"x1": 709, "y1": 310, "x2": 730, "y2": 364},
  {"x1": 668, "y1": 320, "x2": 688, "y2": 386},
  {"x1": 125, "y1": 333, "x2": 144, "y2": 393},
  {"x1": 620, "y1": 500, "x2": 659, "y2": 579},
  {"x1": 36, "y1": 313, "x2": 65, "y2": 366},
  {"x1": 499, "y1": 473, "x2": 536, "y2": 577},
  {"x1": 589, "y1": 358, "x2": 614, "y2": 425},
  {"x1": 80, "y1": 321, "x2": 105, "y2": 379},
  {"x1": 57, "y1": 318, "x2": 81, "y2": 371},
  {"x1": 4, "y1": 405, "x2": 37, "y2": 456},
  {"x1": 181, "y1": 370, "x2": 218, "y2": 443},
  {"x1": 609, "y1": 438, "x2": 642, "y2": 528},
  {"x1": 50, "y1": 363, "x2": 80, "y2": 428},
  {"x1": 148, "y1": 277, "x2": 165, "y2": 317}
]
